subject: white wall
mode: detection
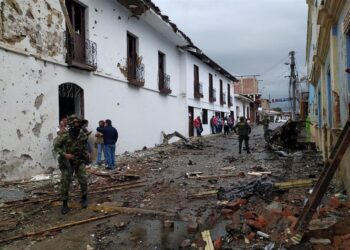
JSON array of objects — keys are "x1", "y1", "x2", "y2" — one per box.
[
  {"x1": 184, "y1": 53, "x2": 235, "y2": 136},
  {"x1": 0, "y1": 0, "x2": 188, "y2": 180},
  {"x1": 234, "y1": 98, "x2": 251, "y2": 122}
]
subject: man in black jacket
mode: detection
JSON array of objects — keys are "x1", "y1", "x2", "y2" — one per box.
[{"x1": 97, "y1": 119, "x2": 118, "y2": 170}]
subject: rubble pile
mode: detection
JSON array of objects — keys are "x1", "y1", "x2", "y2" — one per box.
[{"x1": 1, "y1": 125, "x2": 350, "y2": 249}]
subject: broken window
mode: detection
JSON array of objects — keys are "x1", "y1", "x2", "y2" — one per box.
[
  {"x1": 65, "y1": 0, "x2": 96, "y2": 71},
  {"x1": 58, "y1": 83, "x2": 84, "y2": 120},
  {"x1": 127, "y1": 33, "x2": 138, "y2": 80}
]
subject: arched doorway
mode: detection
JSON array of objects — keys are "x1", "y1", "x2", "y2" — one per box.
[{"x1": 58, "y1": 83, "x2": 84, "y2": 119}]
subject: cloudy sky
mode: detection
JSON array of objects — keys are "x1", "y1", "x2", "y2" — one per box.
[{"x1": 152, "y1": 0, "x2": 308, "y2": 109}]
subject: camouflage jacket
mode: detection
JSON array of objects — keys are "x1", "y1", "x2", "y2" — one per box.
[
  {"x1": 234, "y1": 122, "x2": 251, "y2": 136},
  {"x1": 262, "y1": 118, "x2": 270, "y2": 126},
  {"x1": 53, "y1": 129, "x2": 90, "y2": 167}
]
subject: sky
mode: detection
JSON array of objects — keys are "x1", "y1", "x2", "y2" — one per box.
[{"x1": 152, "y1": 0, "x2": 308, "y2": 110}]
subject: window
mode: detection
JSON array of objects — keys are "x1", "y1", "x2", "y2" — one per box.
[
  {"x1": 127, "y1": 33, "x2": 144, "y2": 86},
  {"x1": 202, "y1": 109, "x2": 208, "y2": 124},
  {"x1": 65, "y1": 0, "x2": 97, "y2": 71},
  {"x1": 209, "y1": 73, "x2": 215, "y2": 102},
  {"x1": 158, "y1": 51, "x2": 171, "y2": 94},
  {"x1": 227, "y1": 83, "x2": 231, "y2": 106},
  {"x1": 194, "y1": 65, "x2": 201, "y2": 98},
  {"x1": 220, "y1": 79, "x2": 223, "y2": 105}
]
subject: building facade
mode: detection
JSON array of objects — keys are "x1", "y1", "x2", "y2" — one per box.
[
  {"x1": 306, "y1": 0, "x2": 350, "y2": 191},
  {"x1": 233, "y1": 77, "x2": 261, "y2": 123},
  {"x1": 0, "y1": 0, "x2": 237, "y2": 179}
]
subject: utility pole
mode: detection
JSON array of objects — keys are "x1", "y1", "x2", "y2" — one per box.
[{"x1": 289, "y1": 51, "x2": 297, "y2": 120}]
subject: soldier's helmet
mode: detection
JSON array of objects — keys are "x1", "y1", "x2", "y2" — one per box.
[
  {"x1": 67, "y1": 115, "x2": 81, "y2": 126},
  {"x1": 239, "y1": 116, "x2": 245, "y2": 121}
]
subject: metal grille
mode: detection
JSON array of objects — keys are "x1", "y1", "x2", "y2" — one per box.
[
  {"x1": 59, "y1": 83, "x2": 83, "y2": 98},
  {"x1": 136, "y1": 63, "x2": 145, "y2": 82},
  {"x1": 159, "y1": 72, "x2": 171, "y2": 89},
  {"x1": 67, "y1": 33, "x2": 97, "y2": 70}
]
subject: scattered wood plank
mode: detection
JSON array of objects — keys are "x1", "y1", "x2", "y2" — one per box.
[
  {"x1": 247, "y1": 171, "x2": 272, "y2": 176},
  {"x1": 187, "y1": 173, "x2": 242, "y2": 180},
  {"x1": 201, "y1": 230, "x2": 214, "y2": 250},
  {"x1": 86, "y1": 168, "x2": 140, "y2": 180},
  {"x1": 96, "y1": 202, "x2": 175, "y2": 217},
  {"x1": 274, "y1": 179, "x2": 313, "y2": 190},
  {"x1": 0, "y1": 212, "x2": 120, "y2": 244},
  {"x1": 3, "y1": 182, "x2": 145, "y2": 209},
  {"x1": 51, "y1": 201, "x2": 175, "y2": 217},
  {"x1": 187, "y1": 190, "x2": 217, "y2": 199}
]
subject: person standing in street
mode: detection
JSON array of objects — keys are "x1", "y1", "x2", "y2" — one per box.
[
  {"x1": 234, "y1": 116, "x2": 251, "y2": 154},
  {"x1": 223, "y1": 117, "x2": 229, "y2": 136},
  {"x1": 95, "y1": 120, "x2": 105, "y2": 166},
  {"x1": 210, "y1": 116, "x2": 215, "y2": 134},
  {"x1": 97, "y1": 119, "x2": 118, "y2": 170},
  {"x1": 262, "y1": 115, "x2": 270, "y2": 134},
  {"x1": 194, "y1": 116, "x2": 203, "y2": 137},
  {"x1": 53, "y1": 115, "x2": 90, "y2": 214}
]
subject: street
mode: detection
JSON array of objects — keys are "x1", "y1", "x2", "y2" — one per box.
[{"x1": 3, "y1": 124, "x2": 346, "y2": 250}]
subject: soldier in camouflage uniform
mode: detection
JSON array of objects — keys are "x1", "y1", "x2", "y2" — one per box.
[
  {"x1": 262, "y1": 115, "x2": 270, "y2": 134},
  {"x1": 234, "y1": 117, "x2": 252, "y2": 154},
  {"x1": 53, "y1": 115, "x2": 90, "y2": 214}
]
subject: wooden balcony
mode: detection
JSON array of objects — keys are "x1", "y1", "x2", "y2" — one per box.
[
  {"x1": 221, "y1": 92, "x2": 227, "y2": 105},
  {"x1": 159, "y1": 72, "x2": 172, "y2": 95},
  {"x1": 229, "y1": 96, "x2": 233, "y2": 107},
  {"x1": 66, "y1": 33, "x2": 97, "y2": 71},
  {"x1": 127, "y1": 60, "x2": 145, "y2": 87},
  {"x1": 209, "y1": 88, "x2": 216, "y2": 102},
  {"x1": 194, "y1": 82, "x2": 204, "y2": 99}
]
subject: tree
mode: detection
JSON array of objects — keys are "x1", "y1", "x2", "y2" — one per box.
[{"x1": 272, "y1": 107, "x2": 283, "y2": 113}]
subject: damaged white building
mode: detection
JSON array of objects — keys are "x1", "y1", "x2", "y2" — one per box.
[{"x1": 0, "y1": 0, "x2": 237, "y2": 179}]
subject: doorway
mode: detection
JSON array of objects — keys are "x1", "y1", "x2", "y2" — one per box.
[
  {"x1": 188, "y1": 106, "x2": 194, "y2": 137},
  {"x1": 59, "y1": 83, "x2": 84, "y2": 120}
]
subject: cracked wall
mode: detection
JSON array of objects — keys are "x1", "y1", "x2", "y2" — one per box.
[{"x1": 0, "y1": 0, "x2": 65, "y2": 60}]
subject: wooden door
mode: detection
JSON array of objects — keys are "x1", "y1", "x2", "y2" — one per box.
[{"x1": 188, "y1": 106, "x2": 194, "y2": 137}]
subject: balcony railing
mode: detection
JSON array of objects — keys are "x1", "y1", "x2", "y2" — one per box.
[
  {"x1": 194, "y1": 82, "x2": 203, "y2": 99},
  {"x1": 66, "y1": 33, "x2": 97, "y2": 71},
  {"x1": 209, "y1": 88, "x2": 216, "y2": 102},
  {"x1": 229, "y1": 96, "x2": 233, "y2": 106},
  {"x1": 127, "y1": 59, "x2": 145, "y2": 87},
  {"x1": 199, "y1": 82, "x2": 204, "y2": 97},
  {"x1": 221, "y1": 92, "x2": 227, "y2": 105},
  {"x1": 159, "y1": 71, "x2": 171, "y2": 94}
]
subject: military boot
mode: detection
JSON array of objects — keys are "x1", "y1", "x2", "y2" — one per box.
[
  {"x1": 61, "y1": 200, "x2": 70, "y2": 214},
  {"x1": 81, "y1": 195, "x2": 88, "y2": 209}
]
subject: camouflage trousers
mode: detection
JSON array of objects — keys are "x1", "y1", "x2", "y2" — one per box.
[{"x1": 60, "y1": 164, "x2": 88, "y2": 201}]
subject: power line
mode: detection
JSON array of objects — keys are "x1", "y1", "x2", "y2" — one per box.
[{"x1": 259, "y1": 55, "x2": 289, "y2": 76}]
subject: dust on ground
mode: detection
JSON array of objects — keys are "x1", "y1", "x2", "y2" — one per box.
[{"x1": 1, "y1": 124, "x2": 349, "y2": 250}]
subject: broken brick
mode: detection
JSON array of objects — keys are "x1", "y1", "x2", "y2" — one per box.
[
  {"x1": 221, "y1": 208, "x2": 234, "y2": 219},
  {"x1": 187, "y1": 222, "x2": 198, "y2": 233}
]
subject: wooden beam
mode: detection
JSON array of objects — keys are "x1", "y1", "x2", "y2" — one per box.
[
  {"x1": 59, "y1": 0, "x2": 74, "y2": 37},
  {"x1": 0, "y1": 212, "x2": 120, "y2": 244}
]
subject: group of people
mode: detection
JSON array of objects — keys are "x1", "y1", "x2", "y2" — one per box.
[
  {"x1": 194, "y1": 114, "x2": 252, "y2": 154},
  {"x1": 53, "y1": 115, "x2": 118, "y2": 214},
  {"x1": 210, "y1": 115, "x2": 235, "y2": 135}
]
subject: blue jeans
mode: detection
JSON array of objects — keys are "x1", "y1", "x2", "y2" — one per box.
[
  {"x1": 104, "y1": 144, "x2": 116, "y2": 169},
  {"x1": 96, "y1": 144, "x2": 104, "y2": 164}
]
